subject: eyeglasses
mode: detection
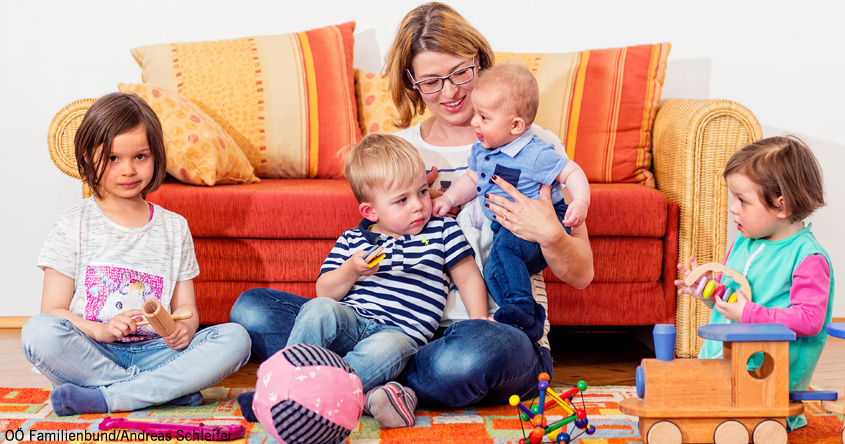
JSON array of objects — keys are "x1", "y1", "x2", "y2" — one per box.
[{"x1": 407, "y1": 57, "x2": 476, "y2": 94}]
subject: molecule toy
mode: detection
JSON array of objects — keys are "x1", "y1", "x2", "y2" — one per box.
[{"x1": 509, "y1": 373, "x2": 596, "y2": 444}]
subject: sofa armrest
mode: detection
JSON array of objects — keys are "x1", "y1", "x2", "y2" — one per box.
[
  {"x1": 47, "y1": 98, "x2": 96, "y2": 198},
  {"x1": 652, "y1": 98, "x2": 762, "y2": 357}
]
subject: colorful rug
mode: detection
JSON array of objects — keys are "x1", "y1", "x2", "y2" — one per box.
[{"x1": 1, "y1": 386, "x2": 842, "y2": 443}]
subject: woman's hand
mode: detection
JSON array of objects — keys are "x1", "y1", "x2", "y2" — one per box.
[
  {"x1": 484, "y1": 175, "x2": 564, "y2": 245},
  {"x1": 95, "y1": 309, "x2": 142, "y2": 343}
]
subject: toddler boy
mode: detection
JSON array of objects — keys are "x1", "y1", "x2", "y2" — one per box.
[
  {"x1": 433, "y1": 63, "x2": 591, "y2": 335},
  {"x1": 288, "y1": 133, "x2": 489, "y2": 428}
]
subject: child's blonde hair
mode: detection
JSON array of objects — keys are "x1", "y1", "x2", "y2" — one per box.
[
  {"x1": 724, "y1": 136, "x2": 825, "y2": 222},
  {"x1": 75, "y1": 92, "x2": 167, "y2": 199},
  {"x1": 475, "y1": 63, "x2": 539, "y2": 126},
  {"x1": 343, "y1": 133, "x2": 426, "y2": 203}
]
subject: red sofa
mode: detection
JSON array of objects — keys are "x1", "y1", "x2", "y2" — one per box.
[{"x1": 48, "y1": 95, "x2": 761, "y2": 354}]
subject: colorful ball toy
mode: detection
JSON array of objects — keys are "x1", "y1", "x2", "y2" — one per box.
[{"x1": 253, "y1": 343, "x2": 364, "y2": 444}]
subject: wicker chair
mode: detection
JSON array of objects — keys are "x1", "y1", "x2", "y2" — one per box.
[{"x1": 47, "y1": 97, "x2": 761, "y2": 358}]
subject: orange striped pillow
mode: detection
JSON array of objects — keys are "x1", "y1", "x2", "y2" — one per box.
[
  {"x1": 496, "y1": 43, "x2": 671, "y2": 187},
  {"x1": 129, "y1": 22, "x2": 361, "y2": 179}
]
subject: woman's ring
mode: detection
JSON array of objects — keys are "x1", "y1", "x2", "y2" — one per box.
[{"x1": 503, "y1": 210, "x2": 509, "y2": 222}]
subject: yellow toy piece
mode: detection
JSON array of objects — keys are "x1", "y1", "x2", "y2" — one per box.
[{"x1": 702, "y1": 280, "x2": 717, "y2": 300}]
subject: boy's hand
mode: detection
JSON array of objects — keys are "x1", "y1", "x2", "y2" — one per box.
[
  {"x1": 95, "y1": 309, "x2": 142, "y2": 343},
  {"x1": 163, "y1": 320, "x2": 197, "y2": 350},
  {"x1": 432, "y1": 195, "x2": 455, "y2": 218},
  {"x1": 562, "y1": 199, "x2": 588, "y2": 228},
  {"x1": 714, "y1": 289, "x2": 748, "y2": 323},
  {"x1": 347, "y1": 250, "x2": 380, "y2": 276}
]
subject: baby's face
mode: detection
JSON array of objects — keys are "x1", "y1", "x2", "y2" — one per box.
[{"x1": 470, "y1": 88, "x2": 521, "y2": 149}]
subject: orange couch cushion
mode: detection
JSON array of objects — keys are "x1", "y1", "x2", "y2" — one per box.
[{"x1": 147, "y1": 181, "x2": 667, "y2": 239}]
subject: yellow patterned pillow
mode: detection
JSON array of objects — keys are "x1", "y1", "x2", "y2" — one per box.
[
  {"x1": 354, "y1": 69, "x2": 430, "y2": 135},
  {"x1": 130, "y1": 22, "x2": 360, "y2": 179},
  {"x1": 118, "y1": 83, "x2": 259, "y2": 186}
]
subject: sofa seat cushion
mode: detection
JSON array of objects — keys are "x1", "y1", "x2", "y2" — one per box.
[{"x1": 147, "y1": 181, "x2": 667, "y2": 239}]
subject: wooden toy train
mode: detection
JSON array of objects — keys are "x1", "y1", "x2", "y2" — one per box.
[{"x1": 620, "y1": 322, "x2": 842, "y2": 443}]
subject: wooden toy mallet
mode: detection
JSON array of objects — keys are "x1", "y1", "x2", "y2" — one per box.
[{"x1": 136, "y1": 299, "x2": 193, "y2": 336}]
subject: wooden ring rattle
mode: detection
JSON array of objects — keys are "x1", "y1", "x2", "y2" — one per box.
[{"x1": 684, "y1": 262, "x2": 753, "y2": 302}]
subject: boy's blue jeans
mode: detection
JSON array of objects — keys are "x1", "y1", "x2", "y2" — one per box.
[
  {"x1": 484, "y1": 199, "x2": 571, "y2": 314},
  {"x1": 21, "y1": 314, "x2": 251, "y2": 412},
  {"x1": 286, "y1": 297, "x2": 420, "y2": 392},
  {"x1": 230, "y1": 288, "x2": 553, "y2": 407}
]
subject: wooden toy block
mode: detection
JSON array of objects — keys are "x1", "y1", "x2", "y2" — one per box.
[{"x1": 136, "y1": 299, "x2": 193, "y2": 336}]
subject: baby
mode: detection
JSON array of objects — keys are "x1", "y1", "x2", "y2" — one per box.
[{"x1": 433, "y1": 63, "x2": 591, "y2": 334}]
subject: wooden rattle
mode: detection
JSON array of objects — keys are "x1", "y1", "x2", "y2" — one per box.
[
  {"x1": 136, "y1": 299, "x2": 193, "y2": 336},
  {"x1": 363, "y1": 244, "x2": 386, "y2": 268},
  {"x1": 684, "y1": 262, "x2": 753, "y2": 302}
]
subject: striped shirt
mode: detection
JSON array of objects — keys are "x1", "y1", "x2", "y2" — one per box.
[{"x1": 320, "y1": 217, "x2": 474, "y2": 346}]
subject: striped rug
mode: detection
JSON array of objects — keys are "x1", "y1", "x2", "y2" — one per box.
[{"x1": 1, "y1": 386, "x2": 841, "y2": 443}]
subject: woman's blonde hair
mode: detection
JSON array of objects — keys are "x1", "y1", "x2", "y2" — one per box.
[
  {"x1": 343, "y1": 133, "x2": 426, "y2": 203},
  {"x1": 723, "y1": 136, "x2": 825, "y2": 222},
  {"x1": 384, "y1": 2, "x2": 494, "y2": 129}
]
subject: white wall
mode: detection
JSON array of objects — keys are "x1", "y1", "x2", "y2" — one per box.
[{"x1": 2, "y1": 1, "x2": 842, "y2": 317}]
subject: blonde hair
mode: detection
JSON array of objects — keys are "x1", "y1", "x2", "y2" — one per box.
[
  {"x1": 384, "y1": 2, "x2": 495, "y2": 129},
  {"x1": 724, "y1": 136, "x2": 825, "y2": 222},
  {"x1": 475, "y1": 63, "x2": 539, "y2": 125},
  {"x1": 343, "y1": 133, "x2": 426, "y2": 203}
]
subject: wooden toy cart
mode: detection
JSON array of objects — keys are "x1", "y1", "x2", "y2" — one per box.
[{"x1": 620, "y1": 323, "x2": 838, "y2": 444}]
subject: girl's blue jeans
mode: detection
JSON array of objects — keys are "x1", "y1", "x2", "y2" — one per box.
[
  {"x1": 231, "y1": 289, "x2": 553, "y2": 407},
  {"x1": 21, "y1": 314, "x2": 251, "y2": 412},
  {"x1": 287, "y1": 297, "x2": 420, "y2": 392}
]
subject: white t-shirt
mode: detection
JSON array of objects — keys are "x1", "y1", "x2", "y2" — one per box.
[
  {"x1": 394, "y1": 123, "x2": 564, "y2": 349},
  {"x1": 37, "y1": 198, "x2": 200, "y2": 341}
]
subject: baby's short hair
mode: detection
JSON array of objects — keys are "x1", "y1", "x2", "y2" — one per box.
[
  {"x1": 475, "y1": 63, "x2": 539, "y2": 125},
  {"x1": 343, "y1": 133, "x2": 426, "y2": 203},
  {"x1": 724, "y1": 135, "x2": 825, "y2": 222}
]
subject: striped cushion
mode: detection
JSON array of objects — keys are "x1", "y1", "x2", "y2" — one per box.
[
  {"x1": 130, "y1": 22, "x2": 361, "y2": 179},
  {"x1": 354, "y1": 69, "x2": 430, "y2": 135},
  {"x1": 496, "y1": 43, "x2": 671, "y2": 186}
]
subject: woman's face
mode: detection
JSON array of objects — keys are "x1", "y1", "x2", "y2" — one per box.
[{"x1": 410, "y1": 51, "x2": 477, "y2": 129}]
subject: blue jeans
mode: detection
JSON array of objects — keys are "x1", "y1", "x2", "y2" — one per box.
[
  {"x1": 230, "y1": 288, "x2": 553, "y2": 407},
  {"x1": 485, "y1": 199, "x2": 570, "y2": 313},
  {"x1": 287, "y1": 297, "x2": 420, "y2": 392},
  {"x1": 21, "y1": 314, "x2": 251, "y2": 412}
]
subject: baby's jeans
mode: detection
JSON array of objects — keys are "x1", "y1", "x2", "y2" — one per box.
[{"x1": 484, "y1": 199, "x2": 570, "y2": 312}]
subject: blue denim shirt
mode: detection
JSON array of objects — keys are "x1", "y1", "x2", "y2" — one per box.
[{"x1": 468, "y1": 128, "x2": 568, "y2": 221}]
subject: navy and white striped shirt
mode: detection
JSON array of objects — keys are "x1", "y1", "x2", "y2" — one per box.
[{"x1": 320, "y1": 217, "x2": 474, "y2": 346}]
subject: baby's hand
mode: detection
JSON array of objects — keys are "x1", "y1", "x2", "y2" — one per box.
[
  {"x1": 432, "y1": 195, "x2": 455, "y2": 218},
  {"x1": 97, "y1": 309, "x2": 142, "y2": 343},
  {"x1": 714, "y1": 289, "x2": 748, "y2": 322},
  {"x1": 347, "y1": 250, "x2": 380, "y2": 276},
  {"x1": 562, "y1": 199, "x2": 588, "y2": 228}
]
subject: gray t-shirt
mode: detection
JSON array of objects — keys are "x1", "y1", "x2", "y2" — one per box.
[{"x1": 37, "y1": 198, "x2": 199, "y2": 341}]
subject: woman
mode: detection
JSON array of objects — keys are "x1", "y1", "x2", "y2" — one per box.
[{"x1": 230, "y1": 2, "x2": 593, "y2": 408}]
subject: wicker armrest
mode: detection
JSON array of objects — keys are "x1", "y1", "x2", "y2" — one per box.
[
  {"x1": 652, "y1": 98, "x2": 762, "y2": 357},
  {"x1": 47, "y1": 98, "x2": 96, "y2": 197}
]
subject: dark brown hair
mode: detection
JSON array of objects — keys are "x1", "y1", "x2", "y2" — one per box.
[
  {"x1": 75, "y1": 92, "x2": 166, "y2": 199},
  {"x1": 723, "y1": 136, "x2": 825, "y2": 222},
  {"x1": 384, "y1": 2, "x2": 495, "y2": 128}
]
